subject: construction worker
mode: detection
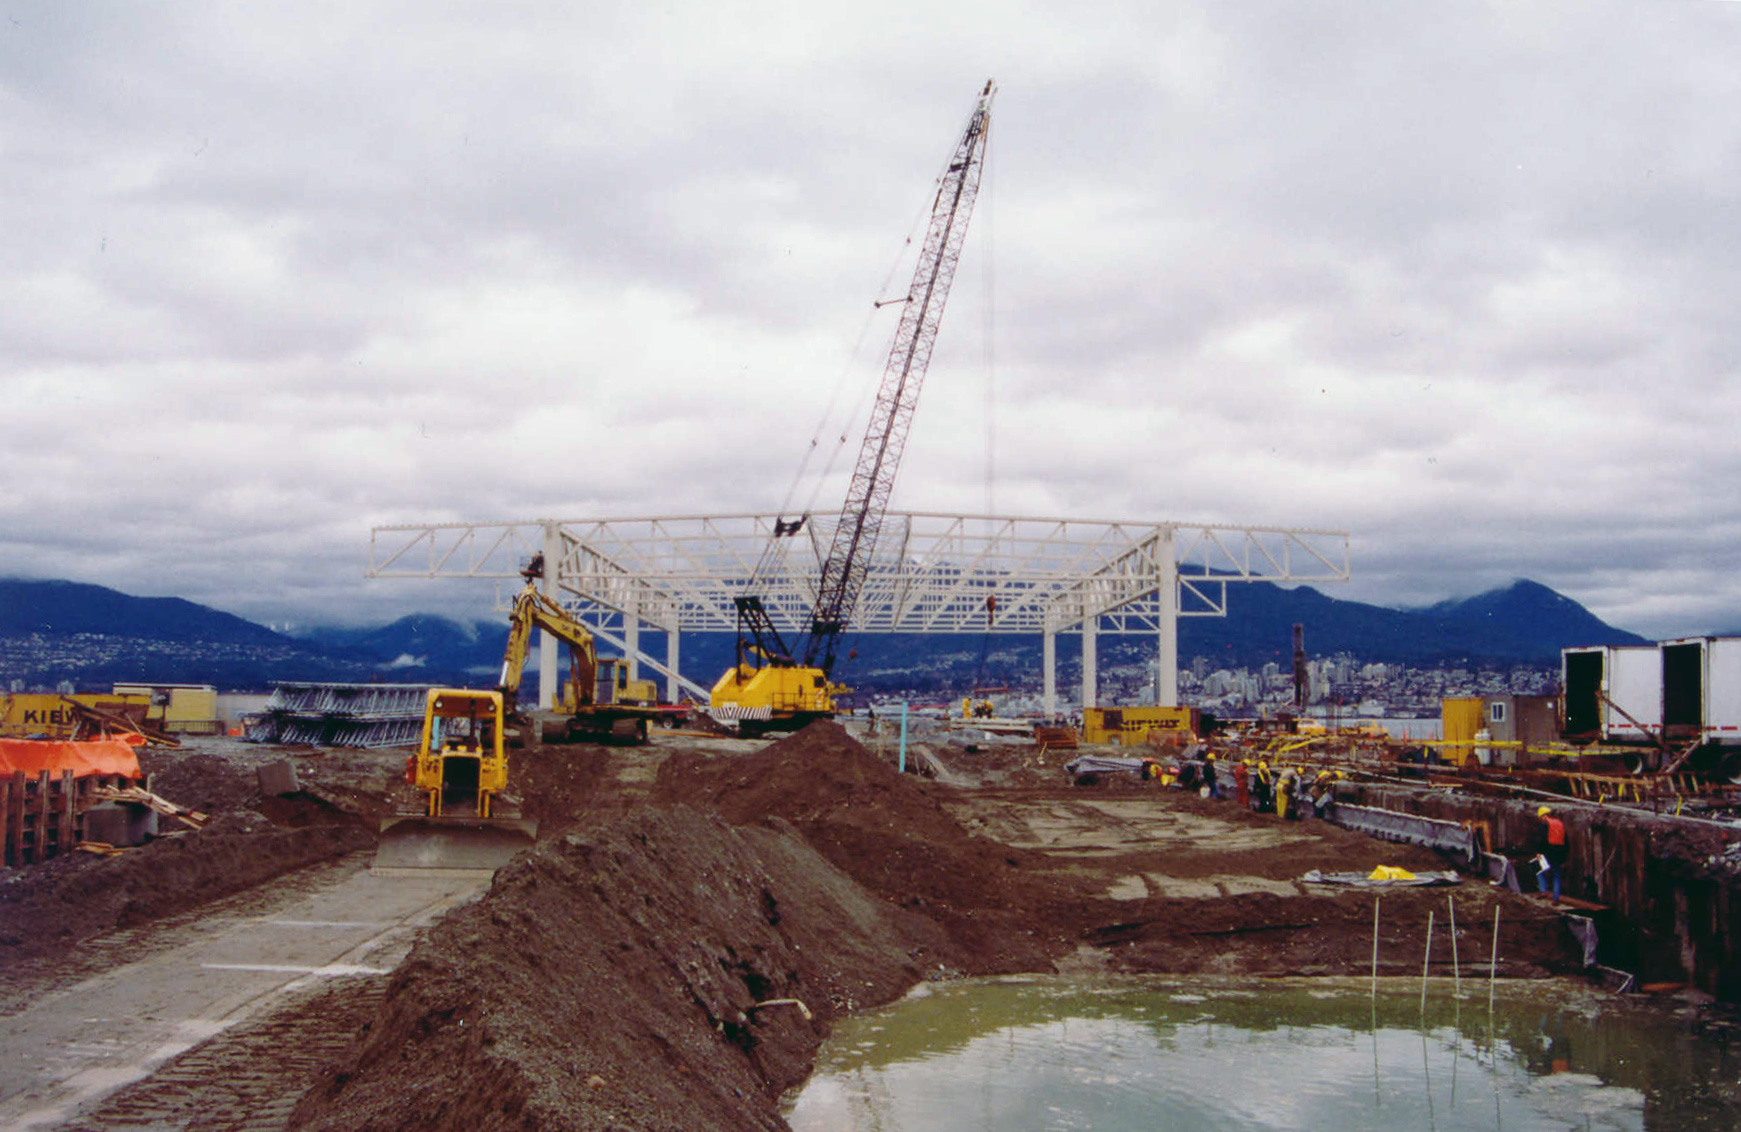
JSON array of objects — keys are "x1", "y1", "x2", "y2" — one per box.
[
  {"x1": 1275, "y1": 766, "x2": 1301, "y2": 820},
  {"x1": 1536, "y1": 805, "x2": 1568, "y2": 902},
  {"x1": 1233, "y1": 759, "x2": 1251, "y2": 808},
  {"x1": 1252, "y1": 760, "x2": 1273, "y2": 813},
  {"x1": 1203, "y1": 753, "x2": 1220, "y2": 799},
  {"x1": 1310, "y1": 770, "x2": 1337, "y2": 820}
]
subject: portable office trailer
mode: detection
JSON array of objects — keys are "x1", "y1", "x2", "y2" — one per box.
[
  {"x1": 1562, "y1": 645, "x2": 1661, "y2": 742},
  {"x1": 110, "y1": 683, "x2": 221, "y2": 735},
  {"x1": 1483, "y1": 694, "x2": 1557, "y2": 761}
]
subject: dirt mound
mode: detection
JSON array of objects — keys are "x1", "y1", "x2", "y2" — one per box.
[
  {"x1": 510, "y1": 740, "x2": 615, "y2": 833},
  {"x1": 652, "y1": 721, "x2": 1081, "y2": 972},
  {"x1": 0, "y1": 817, "x2": 372, "y2": 965},
  {"x1": 291, "y1": 806, "x2": 954, "y2": 1132},
  {"x1": 140, "y1": 749, "x2": 263, "y2": 816}
]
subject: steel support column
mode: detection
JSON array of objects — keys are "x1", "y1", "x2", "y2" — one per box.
[
  {"x1": 624, "y1": 610, "x2": 639, "y2": 681},
  {"x1": 1043, "y1": 630, "x2": 1057, "y2": 720},
  {"x1": 538, "y1": 521, "x2": 559, "y2": 710},
  {"x1": 1157, "y1": 528, "x2": 1178, "y2": 707},
  {"x1": 1081, "y1": 617, "x2": 1097, "y2": 710},
  {"x1": 667, "y1": 630, "x2": 682, "y2": 702}
]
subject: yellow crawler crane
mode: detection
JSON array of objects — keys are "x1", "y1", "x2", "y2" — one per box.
[{"x1": 374, "y1": 688, "x2": 537, "y2": 873}]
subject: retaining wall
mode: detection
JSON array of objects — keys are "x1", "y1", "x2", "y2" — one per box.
[{"x1": 1341, "y1": 784, "x2": 1741, "y2": 1000}]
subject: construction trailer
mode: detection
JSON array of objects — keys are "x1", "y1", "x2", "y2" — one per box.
[
  {"x1": 111, "y1": 683, "x2": 222, "y2": 735},
  {"x1": 1440, "y1": 694, "x2": 1556, "y2": 766},
  {"x1": 1661, "y1": 636, "x2": 1741, "y2": 755},
  {"x1": 1481, "y1": 694, "x2": 1559, "y2": 756},
  {"x1": 1562, "y1": 638, "x2": 1741, "y2": 779},
  {"x1": 1562, "y1": 645, "x2": 1662, "y2": 743},
  {"x1": 1080, "y1": 706, "x2": 1200, "y2": 746}
]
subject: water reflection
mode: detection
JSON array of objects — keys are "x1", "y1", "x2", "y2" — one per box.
[{"x1": 786, "y1": 979, "x2": 1739, "y2": 1131}]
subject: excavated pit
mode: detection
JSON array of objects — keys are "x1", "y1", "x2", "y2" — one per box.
[
  {"x1": 285, "y1": 723, "x2": 1577, "y2": 1132},
  {"x1": 8, "y1": 723, "x2": 1683, "y2": 1132}
]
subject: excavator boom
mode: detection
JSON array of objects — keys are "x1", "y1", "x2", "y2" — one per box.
[{"x1": 499, "y1": 570, "x2": 660, "y2": 744}]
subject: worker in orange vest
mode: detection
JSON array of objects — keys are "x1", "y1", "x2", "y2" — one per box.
[{"x1": 1536, "y1": 805, "x2": 1568, "y2": 902}]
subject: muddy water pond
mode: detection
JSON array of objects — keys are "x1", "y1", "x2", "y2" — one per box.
[{"x1": 786, "y1": 977, "x2": 1741, "y2": 1131}]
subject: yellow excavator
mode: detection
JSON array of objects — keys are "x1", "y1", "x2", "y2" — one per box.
[
  {"x1": 374, "y1": 687, "x2": 538, "y2": 873},
  {"x1": 499, "y1": 555, "x2": 663, "y2": 744}
]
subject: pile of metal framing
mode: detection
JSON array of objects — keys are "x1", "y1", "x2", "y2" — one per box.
[{"x1": 244, "y1": 682, "x2": 430, "y2": 749}]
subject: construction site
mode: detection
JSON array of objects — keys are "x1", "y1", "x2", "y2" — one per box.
[{"x1": 6, "y1": 81, "x2": 1741, "y2": 1130}]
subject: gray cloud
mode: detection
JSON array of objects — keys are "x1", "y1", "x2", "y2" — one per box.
[{"x1": 3, "y1": 0, "x2": 1740, "y2": 643}]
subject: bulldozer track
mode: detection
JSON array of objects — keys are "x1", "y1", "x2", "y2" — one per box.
[
  {"x1": 57, "y1": 975, "x2": 387, "y2": 1132},
  {"x1": 0, "y1": 854, "x2": 487, "y2": 1131}
]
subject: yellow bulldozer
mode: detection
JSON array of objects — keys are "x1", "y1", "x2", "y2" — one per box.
[{"x1": 374, "y1": 688, "x2": 538, "y2": 873}]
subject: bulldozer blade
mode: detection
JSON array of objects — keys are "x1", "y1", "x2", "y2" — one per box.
[{"x1": 372, "y1": 815, "x2": 538, "y2": 876}]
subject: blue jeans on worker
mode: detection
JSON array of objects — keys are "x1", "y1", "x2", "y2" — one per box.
[{"x1": 1536, "y1": 858, "x2": 1561, "y2": 901}]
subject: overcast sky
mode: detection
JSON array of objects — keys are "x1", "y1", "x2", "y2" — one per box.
[{"x1": 4, "y1": 0, "x2": 1740, "y2": 639}]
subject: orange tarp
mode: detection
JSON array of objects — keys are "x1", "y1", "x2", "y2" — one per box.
[{"x1": 0, "y1": 736, "x2": 144, "y2": 779}]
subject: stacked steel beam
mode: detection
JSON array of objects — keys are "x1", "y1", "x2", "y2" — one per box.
[{"x1": 244, "y1": 682, "x2": 431, "y2": 748}]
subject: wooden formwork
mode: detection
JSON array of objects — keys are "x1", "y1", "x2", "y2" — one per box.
[{"x1": 0, "y1": 770, "x2": 134, "y2": 867}]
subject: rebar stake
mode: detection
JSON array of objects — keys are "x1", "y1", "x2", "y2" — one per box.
[
  {"x1": 1488, "y1": 904, "x2": 1502, "y2": 1011},
  {"x1": 1421, "y1": 909, "x2": 1435, "y2": 1014},
  {"x1": 1371, "y1": 896, "x2": 1381, "y2": 997},
  {"x1": 1447, "y1": 894, "x2": 1462, "y2": 998}
]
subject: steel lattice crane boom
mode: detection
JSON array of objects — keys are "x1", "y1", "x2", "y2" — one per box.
[
  {"x1": 805, "y1": 79, "x2": 995, "y2": 672},
  {"x1": 712, "y1": 80, "x2": 996, "y2": 734}
]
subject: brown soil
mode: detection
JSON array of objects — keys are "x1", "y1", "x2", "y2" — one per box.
[
  {"x1": 0, "y1": 814, "x2": 373, "y2": 965},
  {"x1": 286, "y1": 723, "x2": 1574, "y2": 1132},
  {"x1": 0, "y1": 747, "x2": 376, "y2": 967}
]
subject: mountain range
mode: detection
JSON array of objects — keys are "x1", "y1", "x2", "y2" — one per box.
[{"x1": 0, "y1": 575, "x2": 1649, "y2": 693}]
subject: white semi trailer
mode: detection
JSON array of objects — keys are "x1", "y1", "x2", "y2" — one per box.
[
  {"x1": 1566, "y1": 637, "x2": 1741, "y2": 780},
  {"x1": 1562, "y1": 645, "x2": 1661, "y2": 743},
  {"x1": 1661, "y1": 635, "x2": 1741, "y2": 756}
]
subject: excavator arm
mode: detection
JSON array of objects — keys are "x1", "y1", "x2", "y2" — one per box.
[{"x1": 497, "y1": 581, "x2": 599, "y2": 713}]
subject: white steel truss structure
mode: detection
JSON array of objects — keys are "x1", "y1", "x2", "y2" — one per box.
[{"x1": 368, "y1": 512, "x2": 1350, "y2": 716}]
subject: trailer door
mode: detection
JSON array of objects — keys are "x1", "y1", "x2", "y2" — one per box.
[{"x1": 1662, "y1": 641, "x2": 1705, "y2": 739}]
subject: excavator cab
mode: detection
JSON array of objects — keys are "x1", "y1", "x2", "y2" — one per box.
[{"x1": 374, "y1": 689, "x2": 537, "y2": 874}]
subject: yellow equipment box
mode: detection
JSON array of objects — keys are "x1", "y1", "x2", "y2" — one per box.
[{"x1": 1081, "y1": 706, "x2": 1201, "y2": 746}]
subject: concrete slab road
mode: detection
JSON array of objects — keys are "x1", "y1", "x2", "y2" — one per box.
[{"x1": 0, "y1": 856, "x2": 488, "y2": 1131}]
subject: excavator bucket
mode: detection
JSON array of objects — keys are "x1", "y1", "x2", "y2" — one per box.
[{"x1": 372, "y1": 814, "x2": 538, "y2": 876}]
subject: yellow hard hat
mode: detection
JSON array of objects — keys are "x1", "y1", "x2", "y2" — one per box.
[{"x1": 1536, "y1": 806, "x2": 1552, "y2": 817}]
